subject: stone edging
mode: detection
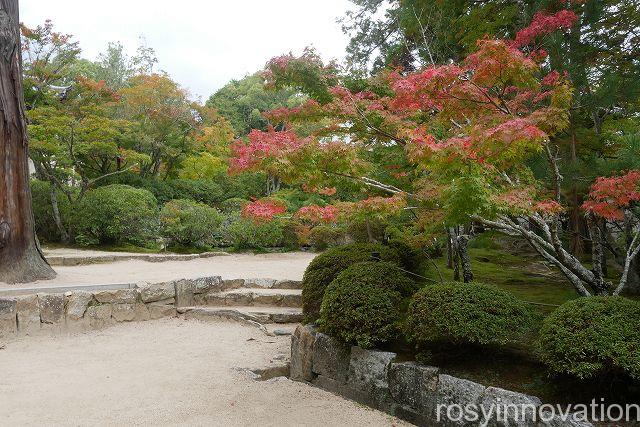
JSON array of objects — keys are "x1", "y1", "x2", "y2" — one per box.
[
  {"x1": 45, "y1": 251, "x2": 229, "y2": 266},
  {"x1": 0, "y1": 277, "x2": 300, "y2": 340},
  {"x1": 290, "y1": 325, "x2": 592, "y2": 427}
]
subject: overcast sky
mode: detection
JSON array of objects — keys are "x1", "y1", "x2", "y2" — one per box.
[{"x1": 21, "y1": 0, "x2": 352, "y2": 101}]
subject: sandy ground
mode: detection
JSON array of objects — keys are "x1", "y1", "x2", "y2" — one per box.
[
  {"x1": 0, "y1": 318, "x2": 408, "y2": 426},
  {"x1": 0, "y1": 251, "x2": 316, "y2": 290}
]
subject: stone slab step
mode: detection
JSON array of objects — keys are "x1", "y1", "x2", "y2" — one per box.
[
  {"x1": 205, "y1": 288, "x2": 302, "y2": 308},
  {"x1": 180, "y1": 306, "x2": 303, "y2": 324}
]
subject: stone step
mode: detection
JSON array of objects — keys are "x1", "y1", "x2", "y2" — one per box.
[
  {"x1": 179, "y1": 306, "x2": 303, "y2": 324},
  {"x1": 205, "y1": 288, "x2": 302, "y2": 308}
]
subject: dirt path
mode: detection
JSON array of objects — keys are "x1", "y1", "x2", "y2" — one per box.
[
  {"x1": 0, "y1": 318, "x2": 408, "y2": 426},
  {"x1": 0, "y1": 251, "x2": 316, "y2": 290}
]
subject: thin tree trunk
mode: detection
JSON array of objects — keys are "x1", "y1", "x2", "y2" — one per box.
[
  {"x1": 456, "y1": 233, "x2": 474, "y2": 283},
  {"x1": 0, "y1": 0, "x2": 55, "y2": 283},
  {"x1": 50, "y1": 184, "x2": 69, "y2": 244}
]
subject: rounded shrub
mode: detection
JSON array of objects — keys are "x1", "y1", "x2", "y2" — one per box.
[
  {"x1": 160, "y1": 199, "x2": 223, "y2": 248},
  {"x1": 302, "y1": 243, "x2": 403, "y2": 322},
  {"x1": 308, "y1": 225, "x2": 345, "y2": 251},
  {"x1": 537, "y1": 296, "x2": 640, "y2": 380},
  {"x1": 74, "y1": 184, "x2": 159, "y2": 247},
  {"x1": 225, "y1": 217, "x2": 285, "y2": 249},
  {"x1": 319, "y1": 261, "x2": 415, "y2": 348},
  {"x1": 405, "y1": 282, "x2": 539, "y2": 347}
]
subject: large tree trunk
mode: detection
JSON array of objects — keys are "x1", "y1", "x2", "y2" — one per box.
[{"x1": 0, "y1": 0, "x2": 55, "y2": 283}]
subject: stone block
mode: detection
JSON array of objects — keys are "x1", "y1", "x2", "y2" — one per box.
[
  {"x1": 0, "y1": 298, "x2": 17, "y2": 337},
  {"x1": 222, "y1": 278, "x2": 244, "y2": 290},
  {"x1": 348, "y1": 346, "x2": 396, "y2": 391},
  {"x1": 244, "y1": 278, "x2": 276, "y2": 288},
  {"x1": 175, "y1": 279, "x2": 195, "y2": 307},
  {"x1": 112, "y1": 303, "x2": 137, "y2": 322},
  {"x1": 290, "y1": 324, "x2": 317, "y2": 381},
  {"x1": 138, "y1": 281, "x2": 175, "y2": 303},
  {"x1": 478, "y1": 386, "x2": 541, "y2": 427},
  {"x1": 281, "y1": 293, "x2": 302, "y2": 307},
  {"x1": 205, "y1": 294, "x2": 226, "y2": 306},
  {"x1": 434, "y1": 374, "x2": 486, "y2": 426},
  {"x1": 16, "y1": 294, "x2": 40, "y2": 334},
  {"x1": 252, "y1": 293, "x2": 283, "y2": 306},
  {"x1": 193, "y1": 276, "x2": 222, "y2": 294},
  {"x1": 312, "y1": 332, "x2": 351, "y2": 382},
  {"x1": 38, "y1": 293, "x2": 64, "y2": 324},
  {"x1": 272, "y1": 280, "x2": 302, "y2": 289},
  {"x1": 225, "y1": 292, "x2": 253, "y2": 306},
  {"x1": 86, "y1": 304, "x2": 113, "y2": 328},
  {"x1": 148, "y1": 303, "x2": 176, "y2": 320},
  {"x1": 65, "y1": 291, "x2": 93, "y2": 321},
  {"x1": 94, "y1": 288, "x2": 138, "y2": 304},
  {"x1": 388, "y1": 362, "x2": 439, "y2": 413}
]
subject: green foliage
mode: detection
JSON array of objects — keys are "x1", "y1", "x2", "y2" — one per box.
[
  {"x1": 308, "y1": 225, "x2": 345, "y2": 251},
  {"x1": 74, "y1": 185, "x2": 159, "y2": 247},
  {"x1": 224, "y1": 216, "x2": 285, "y2": 250},
  {"x1": 30, "y1": 180, "x2": 74, "y2": 242},
  {"x1": 537, "y1": 296, "x2": 640, "y2": 380},
  {"x1": 319, "y1": 261, "x2": 414, "y2": 348},
  {"x1": 301, "y1": 242, "x2": 403, "y2": 322},
  {"x1": 160, "y1": 199, "x2": 223, "y2": 248},
  {"x1": 405, "y1": 282, "x2": 540, "y2": 347},
  {"x1": 219, "y1": 197, "x2": 250, "y2": 214}
]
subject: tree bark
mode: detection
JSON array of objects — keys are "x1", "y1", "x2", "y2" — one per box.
[
  {"x1": 50, "y1": 184, "x2": 69, "y2": 244},
  {"x1": 0, "y1": 0, "x2": 55, "y2": 283}
]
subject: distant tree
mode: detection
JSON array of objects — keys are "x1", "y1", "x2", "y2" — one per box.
[{"x1": 0, "y1": 0, "x2": 56, "y2": 283}]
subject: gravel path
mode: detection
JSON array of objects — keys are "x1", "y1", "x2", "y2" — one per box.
[
  {"x1": 0, "y1": 251, "x2": 316, "y2": 290},
  {"x1": 0, "y1": 318, "x2": 408, "y2": 426}
]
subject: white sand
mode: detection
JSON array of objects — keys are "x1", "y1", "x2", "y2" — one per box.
[
  {"x1": 0, "y1": 318, "x2": 408, "y2": 426},
  {"x1": 0, "y1": 251, "x2": 317, "y2": 290}
]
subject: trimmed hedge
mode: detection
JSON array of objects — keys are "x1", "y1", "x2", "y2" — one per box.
[
  {"x1": 405, "y1": 282, "x2": 539, "y2": 347},
  {"x1": 319, "y1": 261, "x2": 415, "y2": 348},
  {"x1": 224, "y1": 216, "x2": 285, "y2": 249},
  {"x1": 74, "y1": 184, "x2": 159, "y2": 247},
  {"x1": 160, "y1": 199, "x2": 223, "y2": 248},
  {"x1": 301, "y1": 243, "x2": 403, "y2": 322},
  {"x1": 537, "y1": 296, "x2": 640, "y2": 380}
]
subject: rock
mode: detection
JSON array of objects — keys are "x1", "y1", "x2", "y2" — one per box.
[
  {"x1": 537, "y1": 410, "x2": 594, "y2": 427},
  {"x1": 434, "y1": 374, "x2": 486, "y2": 426},
  {"x1": 15, "y1": 294, "x2": 40, "y2": 334},
  {"x1": 112, "y1": 304, "x2": 137, "y2": 322},
  {"x1": 65, "y1": 291, "x2": 93, "y2": 320},
  {"x1": 138, "y1": 281, "x2": 175, "y2": 303},
  {"x1": 281, "y1": 294, "x2": 302, "y2": 307},
  {"x1": 290, "y1": 324, "x2": 317, "y2": 381},
  {"x1": 222, "y1": 279, "x2": 244, "y2": 290},
  {"x1": 175, "y1": 279, "x2": 195, "y2": 307},
  {"x1": 252, "y1": 293, "x2": 283, "y2": 306},
  {"x1": 94, "y1": 288, "x2": 138, "y2": 304},
  {"x1": 245, "y1": 278, "x2": 277, "y2": 288},
  {"x1": 478, "y1": 386, "x2": 541, "y2": 427},
  {"x1": 224, "y1": 292, "x2": 253, "y2": 306},
  {"x1": 312, "y1": 332, "x2": 351, "y2": 382},
  {"x1": 193, "y1": 276, "x2": 222, "y2": 294},
  {"x1": 388, "y1": 362, "x2": 439, "y2": 413},
  {"x1": 348, "y1": 346, "x2": 396, "y2": 391},
  {"x1": 273, "y1": 329, "x2": 292, "y2": 336},
  {"x1": 205, "y1": 294, "x2": 226, "y2": 306},
  {"x1": 148, "y1": 303, "x2": 176, "y2": 320},
  {"x1": 272, "y1": 280, "x2": 302, "y2": 289},
  {"x1": 38, "y1": 293, "x2": 64, "y2": 324},
  {"x1": 133, "y1": 303, "x2": 150, "y2": 321},
  {"x1": 0, "y1": 298, "x2": 17, "y2": 337},
  {"x1": 86, "y1": 304, "x2": 113, "y2": 328}
]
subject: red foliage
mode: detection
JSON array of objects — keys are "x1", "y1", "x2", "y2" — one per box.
[
  {"x1": 241, "y1": 199, "x2": 287, "y2": 222},
  {"x1": 295, "y1": 205, "x2": 338, "y2": 224},
  {"x1": 229, "y1": 128, "x2": 307, "y2": 174},
  {"x1": 512, "y1": 10, "x2": 578, "y2": 48},
  {"x1": 583, "y1": 171, "x2": 640, "y2": 220}
]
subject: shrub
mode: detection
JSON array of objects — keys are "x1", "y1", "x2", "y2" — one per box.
[
  {"x1": 219, "y1": 197, "x2": 249, "y2": 214},
  {"x1": 405, "y1": 282, "x2": 539, "y2": 348},
  {"x1": 537, "y1": 296, "x2": 640, "y2": 380},
  {"x1": 74, "y1": 185, "x2": 159, "y2": 247},
  {"x1": 160, "y1": 199, "x2": 223, "y2": 248},
  {"x1": 386, "y1": 238, "x2": 426, "y2": 275},
  {"x1": 320, "y1": 262, "x2": 414, "y2": 348},
  {"x1": 308, "y1": 225, "x2": 345, "y2": 251},
  {"x1": 302, "y1": 243, "x2": 403, "y2": 322},
  {"x1": 31, "y1": 180, "x2": 74, "y2": 242},
  {"x1": 225, "y1": 216, "x2": 285, "y2": 249},
  {"x1": 346, "y1": 218, "x2": 387, "y2": 243}
]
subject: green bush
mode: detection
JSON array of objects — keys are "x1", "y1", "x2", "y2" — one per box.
[
  {"x1": 219, "y1": 197, "x2": 249, "y2": 214},
  {"x1": 225, "y1": 216, "x2": 285, "y2": 249},
  {"x1": 160, "y1": 199, "x2": 223, "y2": 248},
  {"x1": 346, "y1": 218, "x2": 387, "y2": 243},
  {"x1": 405, "y1": 282, "x2": 539, "y2": 347},
  {"x1": 308, "y1": 225, "x2": 345, "y2": 251},
  {"x1": 74, "y1": 184, "x2": 159, "y2": 247},
  {"x1": 31, "y1": 180, "x2": 74, "y2": 242},
  {"x1": 537, "y1": 296, "x2": 640, "y2": 380},
  {"x1": 320, "y1": 261, "x2": 414, "y2": 348},
  {"x1": 302, "y1": 243, "x2": 403, "y2": 322}
]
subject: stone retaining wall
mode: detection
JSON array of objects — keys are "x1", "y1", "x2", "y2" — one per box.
[
  {"x1": 290, "y1": 325, "x2": 591, "y2": 427},
  {"x1": 46, "y1": 251, "x2": 229, "y2": 266},
  {"x1": 0, "y1": 277, "x2": 299, "y2": 340}
]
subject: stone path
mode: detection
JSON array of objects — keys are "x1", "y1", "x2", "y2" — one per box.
[
  {"x1": 0, "y1": 251, "x2": 317, "y2": 292},
  {"x1": 0, "y1": 318, "x2": 408, "y2": 426}
]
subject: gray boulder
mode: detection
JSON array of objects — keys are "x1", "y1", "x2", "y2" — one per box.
[
  {"x1": 290, "y1": 324, "x2": 317, "y2": 381},
  {"x1": 38, "y1": 293, "x2": 64, "y2": 324},
  {"x1": 312, "y1": 332, "x2": 351, "y2": 382}
]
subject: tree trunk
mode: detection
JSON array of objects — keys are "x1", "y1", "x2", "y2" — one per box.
[
  {"x1": 0, "y1": 0, "x2": 55, "y2": 283},
  {"x1": 50, "y1": 184, "x2": 69, "y2": 244},
  {"x1": 456, "y1": 233, "x2": 474, "y2": 283}
]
